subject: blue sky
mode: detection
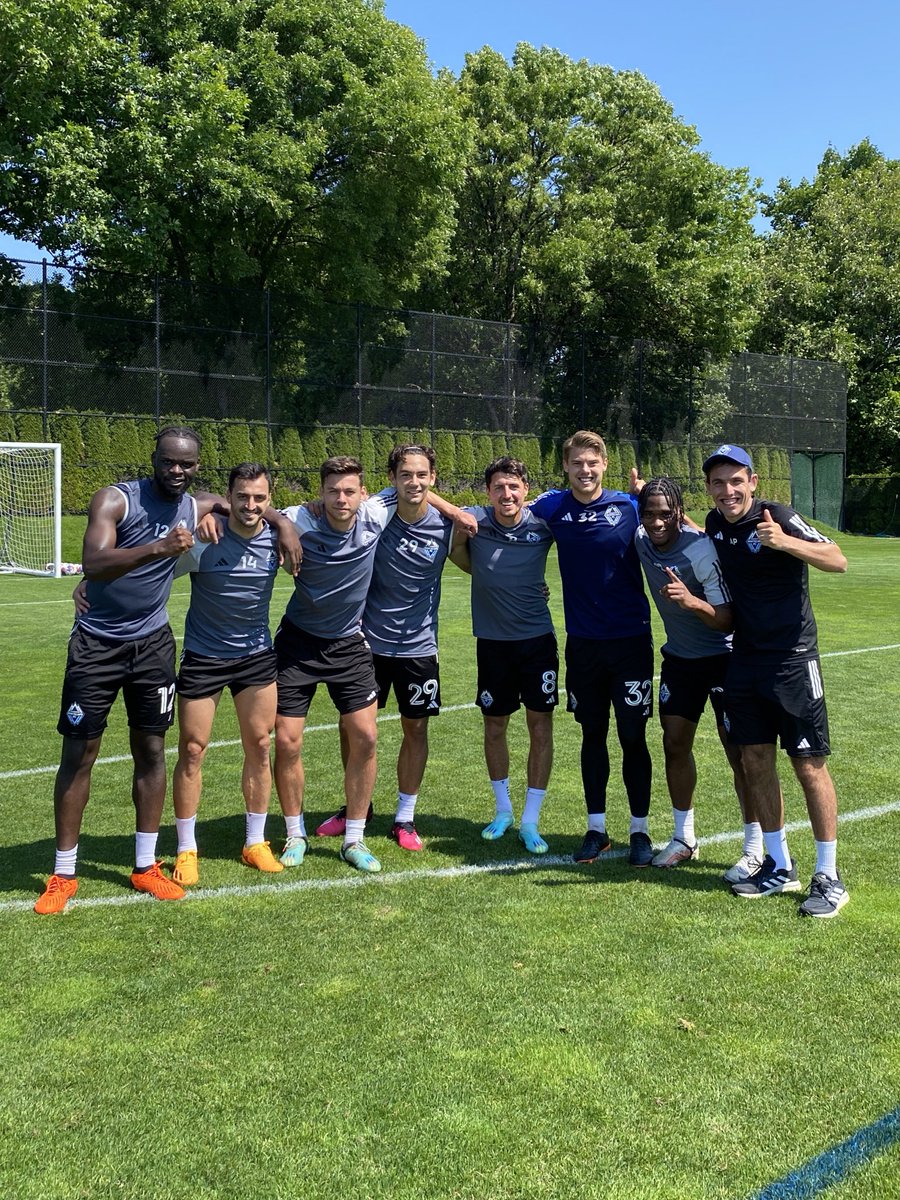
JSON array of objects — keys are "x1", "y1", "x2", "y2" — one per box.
[{"x1": 3, "y1": 0, "x2": 897, "y2": 260}]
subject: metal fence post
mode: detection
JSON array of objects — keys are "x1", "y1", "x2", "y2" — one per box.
[
  {"x1": 356, "y1": 302, "x2": 363, "y2": 438},
  {"x1": 41, "y1": 259, "x2": 48, "y2": 438},
  {"x1": 580, "y1": 330, "x2": 586, "y2": 427},
  {"x1": 430, "y1": 312, "x2": 437, "y2": 445},
  {"x1": 154, "y1": 274, "x2": 161, "y2": 425},
  {"x1": 264, "y1": 287, "x2": 273, "y2": 457},
  {"x1": 636, "y1": 339, "x2": 645, "y2": 472}
]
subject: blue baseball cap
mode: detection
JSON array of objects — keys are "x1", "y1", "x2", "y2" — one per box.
[{"x1": 702, "y1": 444, "x2": 754, "y2": 475}]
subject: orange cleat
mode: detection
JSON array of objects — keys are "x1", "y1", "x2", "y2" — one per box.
[
  {"x1": 241, "y1": 841, "x2": 284, "y2": 873},
  {"x1": 173, "y1": 850, "x2": 199, "y2": 887},
  {"x1": 130, "y1": 861, "x2": 186, "y2": 901},
  {"x1": 34, "y1": 874, "x2": 78, "y2": 914}
]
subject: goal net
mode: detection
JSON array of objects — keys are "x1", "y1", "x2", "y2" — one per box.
[{"x1": 0, "y1": 442, "x2": 62, "y2": 577}]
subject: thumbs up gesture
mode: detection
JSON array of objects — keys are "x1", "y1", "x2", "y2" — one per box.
[{"x1": 755, "y1": 506, "x2": 785, "y2": 550}]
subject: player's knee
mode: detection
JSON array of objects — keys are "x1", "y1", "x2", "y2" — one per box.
[
  {"x1": 662, "y1": 728, "x2": 692, "y2": 760},
  {"x1": 274, "y1": 726, "x2": 302, "y2": 761},
  {"x1": 346, "y1": 724, "x2": 377, "y2": 759},
  {"x1": 179, "y1": 738, "x2": 208, "y2": 774}
]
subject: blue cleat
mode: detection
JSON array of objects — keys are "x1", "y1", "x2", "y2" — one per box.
[
  {"x1": 280, "y1": 835, "x2": 308, "y2": 867},
  {"x1": 519, "y1": 822, "x2": 548, "y2": 854},
  {"x1": 481, "y1": 812, "x2": 515, "y2": 840},
  {"x1": 339, "y1": 840, "x2": 382, "y2": 873}
]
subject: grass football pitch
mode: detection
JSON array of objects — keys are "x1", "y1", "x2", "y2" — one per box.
[{"x1": 0, "y1": 518, "x2": 898, "y2": 1200}]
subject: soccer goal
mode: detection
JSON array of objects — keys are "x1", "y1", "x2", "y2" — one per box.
[{"x1": 0, "y1": 442, "x2": 62, "y2": 577}]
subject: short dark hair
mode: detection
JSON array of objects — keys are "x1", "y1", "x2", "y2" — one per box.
[
  {"x1": 388, "y1": 443, "x2": 435, "y2": 474},
  {"x1": 637, "y1": 476, "x2": 684, "y2": 523},
  {"x1": 320, "y1": 455, "x2": 363, "y2": 485},
  {"x1": 484, "y1": 456, "x2": 528, "y2": 489},
  {"x1": 227, "y1": 462, "x2": 272, "y2": 491},
  {"x1": 155, "y1": 425, "x2": 201, "y2": 453}
]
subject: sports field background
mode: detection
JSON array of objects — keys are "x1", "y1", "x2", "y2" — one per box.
[{"x1": 0, "y1": 517, "x2": 898, "y2": 1199}]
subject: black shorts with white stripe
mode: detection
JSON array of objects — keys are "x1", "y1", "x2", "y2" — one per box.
[{"x1": 724, "y1": 652, "x2": 830, "y2": 757}]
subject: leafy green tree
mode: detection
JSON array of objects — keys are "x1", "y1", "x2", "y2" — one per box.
[
  {"x1": 304, "y1": 427, "x2": 327, "y2": 469},
  {"x1": 1, "y1": 0, "x2": 467, "y2": 314},
  {"x1": 752, "y1": 142, "x2": 900, "y2": 471},
  {"x1": 82, "y1": 412, "x2": 111, "y2": 495},
  {"x1": 455, "y1": 433, "x2": 476, "y2": 478},
  {"x1": 422, "y1": 45, "x2": 760, "y2": 357},
  {"x1": 275, "y1": 428, "x2": 304, "y2": 469},
  {"x1": 221, "y1": 421, "x2": 252, "y2": 467},
  {"x1": 434, "y1": 431, "x2": 456, "y2": 482}
]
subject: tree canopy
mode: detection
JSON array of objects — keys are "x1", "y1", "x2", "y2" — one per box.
[
  {"x1": 417, "y1": 45, "x2": 760, "y2": 357},
  {"x1": 0, "y1": 0, "x2": 467, "y2": 307},
  {"x1": 752, "y1": 141, "x2": 900, "y2": 471}
]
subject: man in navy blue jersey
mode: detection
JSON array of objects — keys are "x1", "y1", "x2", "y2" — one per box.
[
  {"x1": 704, "y1": 445, "x2": 849, "y2": 918},
  {"x1": 529, "y1": 430, "x2": 655, "y2": 867}
]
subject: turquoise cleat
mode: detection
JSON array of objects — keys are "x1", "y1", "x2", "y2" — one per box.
[
  {"x1": 518, "y1": 822, "x2": 548, "y2": 854},
  {"x1": 339, "y1": 840, "x2": 382, "y2": 873},
  {"x1": 280, "y1": 835, "x2": 308, "y2": 867},
  {"x1": 481, "y1": 812, "x2": 515, "y2": 840}
]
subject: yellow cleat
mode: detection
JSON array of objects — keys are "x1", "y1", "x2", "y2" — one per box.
[
  {"x1": 173, "y1": 850, "x2": 199, "y2": 887},
  {"x1": 241, "y1": 841, "x2": 284, "y2": 873}
]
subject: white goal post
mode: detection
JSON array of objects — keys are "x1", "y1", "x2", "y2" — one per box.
[{"x1": 0, "y1": 442, "x2": 63, "y2": 578}]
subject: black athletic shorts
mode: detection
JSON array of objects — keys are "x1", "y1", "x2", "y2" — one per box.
[
  {"x1": 476, "y1": 632, "x2": 559, "y2": 717},
  {"x1": 274, "y1": 618, "x2": 377, "y2": 718},
  {"x1": 725, "y1": 653, "x2": 830, "y2": 757},
  {"x1": 374, "y1": 654, "x2": 441, "y2": 719},
  {"x1": 177, "y1": 647, "x2": 277, "y2": 700},
  {"x1": 659, "y1": 650, "x2": 729, "y2": 726},
  {"x1": 564, "y1": 633, "x2": 654, "y2": 728},
  {"x1": 57, "y1": 623, "x2": 177, "y2": 739}
]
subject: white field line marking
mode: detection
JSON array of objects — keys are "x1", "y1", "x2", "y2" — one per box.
[
  {"x1": 3, "y1": 642, "x2": 899, "y2": 783},
  {"x1": 1, "y1": 800, "x2": 897, "y2": 916}
]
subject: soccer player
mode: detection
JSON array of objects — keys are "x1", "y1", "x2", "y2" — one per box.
[
  {"x1": 703, "y1": 444, "x2": 849, "y2": 918},
  {"x1": 529, "y1": 431, "x2": 655, "y2": 867},
  {"x1": 450, "y1": 457, "x2": 558, "y2": 854},
  {"x1": 272, "y1": 456, "x2": 398, "y2": 873},
  {"x1": 635, "y1": 477, "x2": 757, "y2": 874},
  {"x1": 36, "y1": 428, "x2": 213, "y2": 912},
  {"x1": 171, "y1": 464, "x2": 282, "y2": 887},
  {"x1": 314, "y1": 444, "x2": 456, "y2": 851}
]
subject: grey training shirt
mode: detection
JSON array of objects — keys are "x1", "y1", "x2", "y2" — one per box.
[
  {"x1": 465, "y1": 506, "x2": 554, "y2": 641},
  {"x1": 635, "y1": 524, "x2": 732, "y2": 658},
  {"x1": 178, "y1": 522, "x2": 279, "y2": 658},
  {"x1": 281, "y1": 494, "x2": 396, "y2": 639},
  {"x1": 78, "y1": 478, "x2": 197, "y2": 642}
]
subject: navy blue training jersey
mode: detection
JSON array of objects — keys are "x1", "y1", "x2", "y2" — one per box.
[{"x1": 529, "y1": 488, "x2": 650, "y2": 640}]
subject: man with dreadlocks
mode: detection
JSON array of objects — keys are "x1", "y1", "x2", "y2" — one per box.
[{"x1": 635, "y1": 477, "x2": 756, "y2": 875}]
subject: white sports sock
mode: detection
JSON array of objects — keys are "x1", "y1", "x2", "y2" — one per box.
[
  {"x1": 285, "y1": 814, "x2": 305, "y2": 840},
  {"x1": 54, "y1": 845, "x2": 78, "y2": 877},
  {"x1": 743, "y1": 822, "x2": 764, "y2": 858},
  {"x1": 245, "y1": 811, "x2": 267, "y2": 846},
  {"x1": 673, "y1": 807, "x2": 695, "y2": 844},
  {"x1": 344, "y1": 817, "x2": 366, "y2": 847},
  {"x1": 763, "y1": 828, "x2": 791, "y2": 872},
  {"x1": 135, "y1": 831, "x2": 158, "y2": 870},
  {"x1": 814, "y1": 839, "x2": 838, "y2": 878},
  {"x1": 522, "y1": 787, "x2": 546, "y2": 825},
  {"x1": 395, "y1": 792, "x2": 418, "y2": 824},
  {"x1": 490, "y1": 778, "x2": 513, "y2": 816},
  {"x1": 630, "y1": 816, "x2": 649, "y2": 836},
  {"x1": 587, "y1": 813, "x2": 607, "y2": 833},
  {"x1": 175, "y1": 817, "x2": 197, "y2": 854}
]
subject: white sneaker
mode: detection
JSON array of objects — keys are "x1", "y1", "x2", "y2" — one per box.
[
  {"x1": 651, "y1": 837, "x2": 699, "y2": 868},
  {"x1": 723, "y1": 851, "x2": 764, "y2": 884}
]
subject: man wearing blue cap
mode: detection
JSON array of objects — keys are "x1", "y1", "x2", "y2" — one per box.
[{"x1": 703, "y1": 445, "x2": 849, "y2": 918}]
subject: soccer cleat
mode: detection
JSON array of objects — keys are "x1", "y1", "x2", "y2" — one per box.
[
  {"x1": 723, "y1": 851, "x2": 765, "y2": 884},
  {"x1": 173, "y1": 850, "x2": 199, "y2": 887},
  {"x1": 391, "y1": 821, "x2": 424, "y2": 852},
  {"x1": 34, "y1": 874, "x2": 78, "y2": 914},
  {"x1": 130, "y1": 862, "x2": 186, "y2": 901},
  {"x1": 573, "y1": 829, "x2": 612, "y2": 863},
  {"x1": 241, "y1": 841, "x2": 284, "y2": 873},
  {"x1": 519, "y1": 822, "x2": 548, "y2": 854},
  {"x1": 731, "y1": 854, "x2": 801, "y2": 899},
  {"x1": 629, "y1": 831, "x2": 655, "y2": 867},
  {"x1": 339, "y1": 840, "x2": 381, "y2": 873},
  {"x1": 481, "y1": 812, "x2": 514, "y2": 840},
  {"x1": 652, "y1": 837, "x2": 699, "y2": 869},
  {"x1": 799, "y1": 872, "x2": 850, "y2": 919},
  {"x1": 280, "y1": 835, "x2": 308, "y2": 867},
  {"x1": 315, "y1": 803, "x2": 374, "y2": 837}
]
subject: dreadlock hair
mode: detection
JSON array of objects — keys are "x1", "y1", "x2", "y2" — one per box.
[{"x1": 637, "y1": 476, "x2": 684, "y2": 524}]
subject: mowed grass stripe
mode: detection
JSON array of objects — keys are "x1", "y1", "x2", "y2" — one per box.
[{"x1": 1, "y1": 799, "x2": 896, "y2": 916}]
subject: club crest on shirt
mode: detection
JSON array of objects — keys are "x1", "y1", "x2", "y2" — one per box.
[
  {"x1": 525, "y1": 531, "x2": 542, "y2": 543},
  {"x1": 266, "y1": 551, "x2": 279, "y2": 570},
  {"x1": 604, "y1": 505, "x2": 622, "y2": 526},
  {"x1": 362, "y1": 531, "x2": 378, "y2": 545},
  {"x1": 746, "y1": 529, "x2": 762, "y2": 554},
  {"x1": 420, "y1": 539, "x2": 439, "y2": 562}
]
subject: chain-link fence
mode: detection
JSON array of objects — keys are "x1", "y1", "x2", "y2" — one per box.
[{"x1": 0, "y1": 258, "x2": 847, "y2": 514}]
